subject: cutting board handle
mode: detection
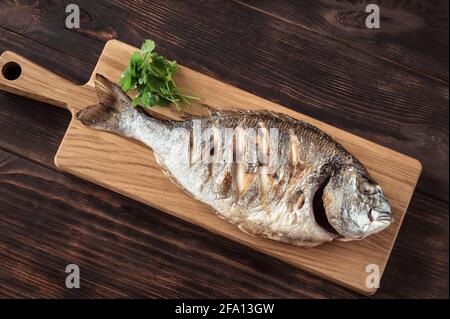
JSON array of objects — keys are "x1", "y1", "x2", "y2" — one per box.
[{"x1": 0, "y1": 51, "x2": 93, "y2": 112}]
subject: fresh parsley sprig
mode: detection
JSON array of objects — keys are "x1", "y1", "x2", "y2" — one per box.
[{"x1": 118, "y1": 39, "x2": 196, "y2": 110}]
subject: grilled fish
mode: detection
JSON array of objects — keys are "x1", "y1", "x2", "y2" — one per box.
[{"x1": 77, "y1": 74, "x2": 393, "y2": 247}]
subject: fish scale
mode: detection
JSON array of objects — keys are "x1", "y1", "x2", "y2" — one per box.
[{"x1": 77, "y1": 74, "x2": 394, "y2": 247}]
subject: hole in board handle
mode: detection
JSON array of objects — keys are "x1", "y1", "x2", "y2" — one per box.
[{"x1": 2, "y1": 61, "x2": 22, "y2": 81}]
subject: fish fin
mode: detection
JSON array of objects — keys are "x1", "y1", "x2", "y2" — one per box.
[
  {"x1": 76, "y1": 74, "x2": 131, "y2": 131},
  {"x1": 201, "y1": 104, "x2": 221, "y2": 116},
  {"x1": 189, "y1": 105, "x2": 306, "y2": 124},
  {"x1": 141, "y1": 108, "x2": 175, "y2": 121},
  {"x1": 94, "y1": 74, "x2": 131, "y2": 109},
  {"x1": 176, "y1": 104, "x2": 303, "y2": 123},
  {"x1": 172, "y1": 104, "x2": 219, "y2": 121}
]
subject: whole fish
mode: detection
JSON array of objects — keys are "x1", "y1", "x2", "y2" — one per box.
[{"x1": 77, "y1": 74, "x2": 393, "y2": 247}]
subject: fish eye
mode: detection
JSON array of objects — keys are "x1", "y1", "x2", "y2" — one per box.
[{"x1": 360, "y1": 181, "x2": 377, "y2": 195}]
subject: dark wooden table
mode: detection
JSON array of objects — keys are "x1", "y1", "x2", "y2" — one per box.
[{"x1": 0, "y1": 0, "x2": 448, "y2": 298}]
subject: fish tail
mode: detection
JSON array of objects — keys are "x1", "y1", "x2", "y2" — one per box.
[{"x1": 76, "y1": 74, "x2": 131, "y2": 132}]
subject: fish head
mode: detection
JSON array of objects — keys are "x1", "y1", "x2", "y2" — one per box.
[{"x1": 322, "y1": 167, "x2": 393, "y2": 240}]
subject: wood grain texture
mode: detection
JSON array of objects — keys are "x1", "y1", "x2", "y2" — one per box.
[
  {"x1": 0, "y1": 0, "x2": 447, "y2": 298},
  {"x1": 0, "y1": 39, "x2": 422, "y2": 294},
  {"x1": 0, "y1": 149, "x2": 446, "y2": 298},
  {"x1": 0, "y1": 149, "x2": 360, "y2": 298},
  {"x1": 236, "y1": 0, "x2": 449, "y2": 82},
  {"x1": 0, "y1": 27, "x2": 87, "y2": 166},
  {"x1": 0, "y1": 0, "x2": 446, "y2": 202}
]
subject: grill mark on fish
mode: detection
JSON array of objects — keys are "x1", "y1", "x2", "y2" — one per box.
[
  {"x1": 233, "y1": 126, "x2": 248, "y2": 199},
  {"x1": 238, "y1": 174, "x2": 259, "y2": 207},
  {"x1": 296, "y1": 193, "x2": 305, "y2": 210},
  {"x1": 268, "y1": 168, "x2": 286, "y2": 203},
  {"x1": 220, "y1": 169, "x2": 233, "y2": 198},
  {"x1": 289, "y1": 133, "x2": 302, "y2": 167},
  {"x1": 76, "y1": 75, "x2": 394, "y2": 247},
  {"x1": 206, "y1": 125, "x2": 220, "y2": 182},
  {"x1": 257, "y1": 121, "x2": 269, "y2": 204}
]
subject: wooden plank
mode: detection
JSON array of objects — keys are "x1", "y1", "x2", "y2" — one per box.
[
  {"x1": 376, "y1": 193, "x2": 449, "y2": 298},
  {"x1": 0, "y1": 149, "x2": 446, "y2": 298},
  {"x1": 0, "y1": 27, "x2": 89, "y2": 166},
  {"x1": 0, "y1": 149, "x2": 360, "y2": 298},
  {"x1": 236, "y1": 0, "x2": 449, "y2": 82},
  {"x1": 0, "y1": 27, "x2": 91, "y2": 85},
  {"x1": 0, "y1": 40, "x2": 422, "y2": 294},
  {"x1": 0, "y1": 44, "x2": 446, "y2": 299},
  {"x1": 1, "y1": 0, "x2": 446, "y2": 202},
  {"x1": 0, "y1": 2, "x2": 447, "y2": 297}
]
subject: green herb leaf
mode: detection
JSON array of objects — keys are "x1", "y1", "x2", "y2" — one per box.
[
  {"x1": 118, "y1": 70, "x2": 132, "y2": 92},
  {"x1": 118, "y1": 39, "x2": 196, "y2": 110},
  {"x1": 141, "y1": 40, "x2": 155, "y2": 55},
  {"x1": 129, "y1": 51, "x2": 142, "y2": 67},
  {"x1": 131, "y1": 97, "x2": 141, "y2": 107}
]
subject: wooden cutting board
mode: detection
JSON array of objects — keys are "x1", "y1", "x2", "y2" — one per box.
[{"x1": 0, "y1": 40, "x2": 421, "y2": 295}]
